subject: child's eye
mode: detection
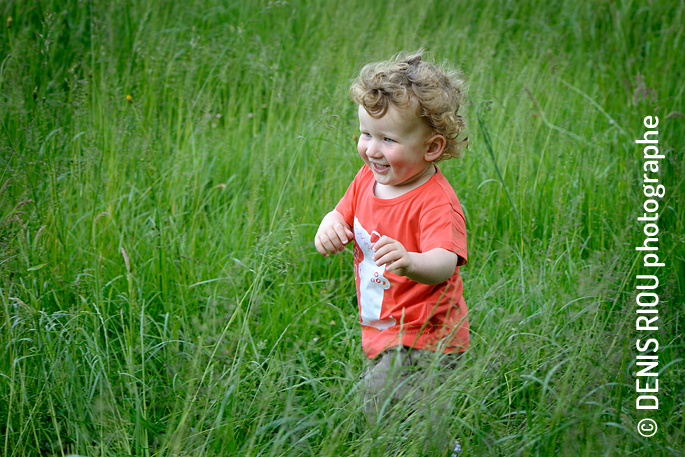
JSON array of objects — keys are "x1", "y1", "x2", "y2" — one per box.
[{"x1": 384, "y1": 137, "x2": 395, "y2": 143}]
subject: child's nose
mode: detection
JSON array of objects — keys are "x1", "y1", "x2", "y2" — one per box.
[{"x1": 366, "y1": 140, "x2": 383, "y2": 158}]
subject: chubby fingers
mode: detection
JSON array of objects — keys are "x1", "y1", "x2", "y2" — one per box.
[
  {"x1": 372, "y1": 237, "x2": 404, "y2": 265},
  {"x1": 315, "y1": 223, "x2": 354, "y2": 256},
  {"x1": 314, "y1": 235, "x2": 332, "y2": 256},
  {"x1": 371, "y1": 235, "x2": 393, "y2": 251},
  {"x1": 315, "y1": 233, "x2": 344, "y2": 256},
  {"x1": 339, "y1": 224, "x2": 354, "y2": 245}
]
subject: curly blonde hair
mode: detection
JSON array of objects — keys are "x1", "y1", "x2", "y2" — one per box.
[{"x1": 350, "y1": 50, "x2": 468, "y2": 161}]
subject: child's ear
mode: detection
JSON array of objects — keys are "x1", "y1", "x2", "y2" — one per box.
[{"x1": 424, "y1": 135, "x2": 447, "y2": 162}]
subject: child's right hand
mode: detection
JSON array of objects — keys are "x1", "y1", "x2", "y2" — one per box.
[{"x1": 315, "y1": 211, "x2": 354, "y2": 257}]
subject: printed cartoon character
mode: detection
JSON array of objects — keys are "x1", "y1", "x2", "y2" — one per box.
[{"x1": 354, "y1": 217, "x2": 396, "y2": 330}]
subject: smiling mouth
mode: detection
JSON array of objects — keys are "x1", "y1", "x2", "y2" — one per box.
[{"x1": 371, "y1": 162, "x2": 390, "y2": 173}]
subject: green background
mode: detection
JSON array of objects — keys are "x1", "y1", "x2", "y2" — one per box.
[{"x1": 1, "y1": 0, "x2": 683, "y2": 455}]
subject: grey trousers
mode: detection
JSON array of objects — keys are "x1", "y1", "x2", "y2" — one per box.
[{"x1": 360, "y1": 345, "x2": 461, "y2": 421}]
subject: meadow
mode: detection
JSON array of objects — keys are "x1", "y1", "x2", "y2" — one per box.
[{"x1": 1, "y1": 0, "x2": 683, "y2": 455}]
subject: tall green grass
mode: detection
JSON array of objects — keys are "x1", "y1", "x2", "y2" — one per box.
[{"x1": 1, "y1": 0, "x2": 683, "y2": 455}]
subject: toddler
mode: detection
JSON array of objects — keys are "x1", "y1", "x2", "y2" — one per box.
[{"x1": 314, "y1": 50, "x2": 468, "y2": 451}]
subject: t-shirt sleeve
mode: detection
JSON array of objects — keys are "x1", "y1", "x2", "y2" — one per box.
[
  {"x1": 334, "y1": 167, "x2": 365, "y2": 228},
  {"x1": 418, "y1": 202, "x2": 468, "y2": 266}
]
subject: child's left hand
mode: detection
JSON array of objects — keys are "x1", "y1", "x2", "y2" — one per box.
[{"x1": 371, "y1": 236, "x2": 413, "y2": 277}]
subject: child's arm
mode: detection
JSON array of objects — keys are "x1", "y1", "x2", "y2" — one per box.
[
  {"x1": 371, "y1": 236, "x2": 458, "y2": 285},
  {"x1": 315, "y1": 210, "x2": 354, "y2": 257}
]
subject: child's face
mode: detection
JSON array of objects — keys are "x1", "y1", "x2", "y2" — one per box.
[{"x1": 357, "y1": 104, "x2": 441, "y2": 192}]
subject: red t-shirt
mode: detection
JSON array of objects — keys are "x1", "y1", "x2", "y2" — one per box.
[{"x1": 335, "y1": 165, "x2": 469, "y2": 359}]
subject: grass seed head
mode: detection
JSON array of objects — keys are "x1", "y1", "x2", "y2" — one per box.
[
  {"x1": 120, "y1": 247, "x2": 131, "y2": 274},
  {"x1": 15, "y1": 199, "x2": 35, "y2": 209},
  {"x1": 94, "y1": 211, "x2": 110, "y2": 223},
  {"x1": 35, "y1": 224, "x2": 47, "y2": 241}
]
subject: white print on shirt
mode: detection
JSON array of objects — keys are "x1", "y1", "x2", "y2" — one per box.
[{"x1": 354, "y1": 217, "x2": 396, "y2": 331}]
